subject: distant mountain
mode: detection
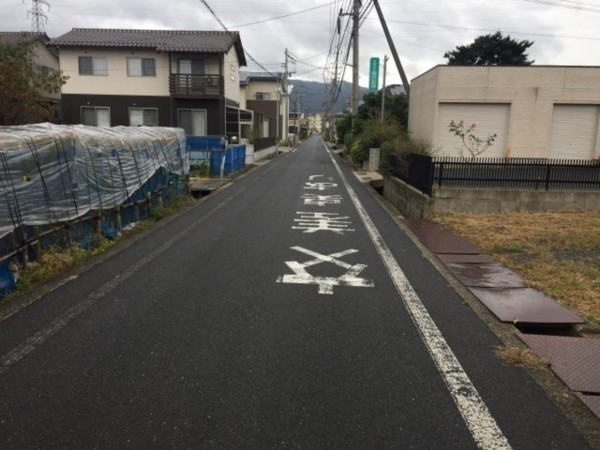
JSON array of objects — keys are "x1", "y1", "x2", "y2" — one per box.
[{"x1": 288, "y1": 79, "x2": 370, "y2": 115}]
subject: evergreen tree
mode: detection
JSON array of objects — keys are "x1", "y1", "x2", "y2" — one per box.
[{"x1": 444, "y1": 32, "x2": 534, "y2": 66}]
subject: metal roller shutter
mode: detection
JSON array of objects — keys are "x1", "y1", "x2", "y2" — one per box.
[
  {"x1": 436, "y1": 103, "x2": 510, "y2": 158},
  {"x1": 550, "y1": 105, "x2": 599, "y2": 159}
]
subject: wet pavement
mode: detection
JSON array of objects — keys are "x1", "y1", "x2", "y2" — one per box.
[{"x1": 403, "y1": 219, "x2": 599, "y2": 420}]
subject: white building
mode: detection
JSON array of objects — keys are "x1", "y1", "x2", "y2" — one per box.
[{"x1": 408, "y1": 65, "x2": 600, "y2": 159}]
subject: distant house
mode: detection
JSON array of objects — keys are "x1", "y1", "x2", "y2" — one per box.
[
  {"x1": 50, "y1": 28, "x2": 252, "y2": 139},
  {"x1": 307, "y1": 112, "x2": 325, "y2": 133},
  {"x1": 0, "y1": 31, "x2": 60, "y2": 105},
  {"x1": 408, "y1": 65, "x2": 600, "y2": 159},
  {"x1": 240, "y1": 71, "x2": 288, "y2": 141}
]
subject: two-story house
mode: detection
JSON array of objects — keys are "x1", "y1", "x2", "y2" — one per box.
[
  {"x1": 240, "y1": 71, "x2": 288, "y2": 141},
  {"x1": 0, "y1": 31, "x2": 61, "y2": 106},
  {"x1": 50, "y1": 28, "x2": 248, "y2": 138}
]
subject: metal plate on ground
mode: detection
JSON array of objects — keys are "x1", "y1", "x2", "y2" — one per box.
[
  {"x1": 576, "y1": 393, "x2": 600, "y2": 419},
  {"x1": 437, "y1": 253, "x2": 495, "y2": 264},
  {"x1": 448, "y1": 263, "x2": 526, "y2": 288},
  {"x1": 405, "y1": 220, "x2": 482, "y2": 254},
  {"x1": 518, "y1": 334, "x2": 600, "y2": 393},
  {"x1": 471, "y1": 288, "x2": 584, "y2": 324}
]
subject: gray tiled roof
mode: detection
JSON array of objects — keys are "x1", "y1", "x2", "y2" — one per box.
[
  {"x1": 239, "y1": 71, "x2": 283, "y2": 85},
  {"x1": 0, "y1": 32, "x2": 49, "y2": 45},
  {"x1": 50, "y1": 28, "x2": 246, "y2": 65}
]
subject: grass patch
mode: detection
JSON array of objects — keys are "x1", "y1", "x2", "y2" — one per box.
[
  {"x1": 8, "y1": 194, "x2": 195, "y2": 298},
  {"x1": 434, "y1": 211, "x2": 600, "y2": 325},
  {"x1": 496, "y1": 345, "x2": 548, "y2": 369},
  {"x1": 13, "y1": 236, "x2": 114, "y2": 294}
]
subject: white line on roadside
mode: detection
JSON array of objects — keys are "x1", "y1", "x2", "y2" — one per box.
[
  {"x1": 0, "y1": 191, "x2": 243, "y2": 374},
  {"x1": 323, "y1": 141, "x2": 511, "y2": 450}
]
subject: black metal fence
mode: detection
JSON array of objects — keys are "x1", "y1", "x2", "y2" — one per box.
[{"x1": 392, "y1": 154, "x2": 600, "y2": 195}]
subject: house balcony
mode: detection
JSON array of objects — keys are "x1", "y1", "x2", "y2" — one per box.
[{"x1": 169, "y1": 74, "x2": 223, "y2": 98}]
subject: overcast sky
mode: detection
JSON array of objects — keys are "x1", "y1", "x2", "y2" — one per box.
[{"x1": 3, "y1": 0, "x2": 600, "y2": 88}]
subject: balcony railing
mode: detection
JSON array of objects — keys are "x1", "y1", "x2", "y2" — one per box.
[{"x1": 169, "y1": 74, "x2": 223, "y2": 97}]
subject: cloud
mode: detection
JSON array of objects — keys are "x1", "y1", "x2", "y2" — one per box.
[{"x1": 2, "y1": 0, "x2": 599, "y2": 87}]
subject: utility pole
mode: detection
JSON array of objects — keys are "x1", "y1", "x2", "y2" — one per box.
[
  {"x1": 351, "y1": 0, "x2": 360, "y2": 116},
  {"x1": 372, "y1": 0, "x2": 410, "y2": 97},
  {"x1": 283, "y1": 48, "x2": 292, "y2": 145},
  {"x1": 381, "y1": 55, "x2": 388, "y2": 123},
  {"x1": 29, "y1": 0, "x2": 50, "y2": 32},
  {"x1": 296, "y1": 87, "x2": 301, "y2": 139}
]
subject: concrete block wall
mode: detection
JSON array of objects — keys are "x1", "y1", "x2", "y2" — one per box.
[
  {"x1": 383, "y1": 175, "x2": 433, "y2": 219},
  {"x1": 383, "y1": 175, "x2": 600, "y2": 216}
]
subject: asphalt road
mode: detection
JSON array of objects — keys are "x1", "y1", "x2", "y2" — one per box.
[{"x1": 0, "y1": 136, "x2": 591, "y2": 449}]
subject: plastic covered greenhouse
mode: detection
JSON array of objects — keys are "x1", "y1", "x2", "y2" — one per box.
[{"x1": 0, "y1": 123, "x2": 189, "y2": 296}]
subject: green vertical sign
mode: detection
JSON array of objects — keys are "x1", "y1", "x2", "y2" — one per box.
[{"x1": 369, "y1": 57, "x2": 380, "y2": 91}]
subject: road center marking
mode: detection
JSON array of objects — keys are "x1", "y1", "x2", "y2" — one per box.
[{"x1": 322, "y1": 141, "x2": 511, "y2": 450}]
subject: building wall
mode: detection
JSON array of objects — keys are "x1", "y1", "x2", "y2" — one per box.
[
  {"x1": 61, "y1": 94, "x2": 171, "y2": 126},
  {"x1": 59, "y1": 49, "x2": 171, "y2": 96},
  {"x1": 409, "y1": 66, "x2": 600, "y2": 158},
  {"x1": 61, "y1": 94, "x2": 222, "y2": 134},
  {"x1": 407, "y1": 68, "x2": 438, "y2": 150},
  {"x1": 32, "y1": 41, "x2": 59, "y2": 71},
  {"x1": 32, "y1": 40, "x2": 61, "y2": 101},
  {"x1": 223, "y1": 46, "x2": 241, "y2": 106},
  {"x1": 247, "y1": 100, "x2": 278, "y2": 138},
  {"x1": 245, "y1": 80, "x2": 279, "y2": 100}
]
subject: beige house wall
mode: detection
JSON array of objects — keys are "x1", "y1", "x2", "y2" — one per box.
[
  {"x1": 31, "y1": 41, "x2": 60, "y2": 101},
  {"x1": 223, "y1": 46, "x2": 241, "y2": 105},
  {"x1": 60, "y1": 49, "x2": 170, "y2": 96},
  {"x1": 408, "y1": 66, "x2": 600, "y2": 158},
  {"x1": 245, "y1": 80, "x2": 279, "y2": 100}
]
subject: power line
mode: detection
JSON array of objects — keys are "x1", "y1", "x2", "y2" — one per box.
[
  {"x1": 230, "y1": 2, "x2": 337, "y2": 29},
  {"x1": 199, "y1": 0, "x2": 280, "y2": 78},
  {"x1": 387, "y1": 19, "x2": 600, "y2": 41},
  {"x1": 521, "y1": 0, "x2": 600, "y2": 12}
]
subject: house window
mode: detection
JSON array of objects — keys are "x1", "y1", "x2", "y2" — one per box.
[
  {"x1": 78, "y1": 56, "x2": 108, "y2": 76},
  {"x1": 129, "y1": 108, "x2": 158, "y2": 126},
  {"x1": 127, "y1": 57, "x2": 156, "y2": 77},
  {"x1": 178, "y1": 109, "x2": 207, "y2": 136},
  {"x1": 81, "y1": 107, "x2": 110, "y2": 127},
  {"x1": 255, "y1": 92, "x2": 270, "y2": 100}
]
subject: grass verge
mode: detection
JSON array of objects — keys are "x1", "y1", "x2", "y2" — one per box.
[
  {"x1": 434, "y1": 211, "x2": 600, "y2": 325},
  {"x1": 6, "y1": 194, "x2": 196, "y2": 299}
]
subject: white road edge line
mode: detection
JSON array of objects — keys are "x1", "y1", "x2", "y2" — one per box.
[
  {"x1": 323, "y1": 141, "x2": 511, "y2": 450},
  {"x1": 0, "y1": 190, "x2": 242, "y2": 374}
]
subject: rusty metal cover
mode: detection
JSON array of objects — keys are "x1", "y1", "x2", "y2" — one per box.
[
  {"x1": 448, "y1": 263, "x2": 526, "y2": 288},
  {"x1": 405, "y1": 220, "x2": 481, "y2": 254},
  {"x1": 576, "y1": 393, "x2": 600, "y2": 419},
  {"x1": 519, "y1": 334, "x2": 600, "y2": 393},
  {"x1": 437, "y1": 253, "x2": 496, "y2": 264},
  {"x1": 471, "y1": 288, "x2": 584, "y2": 324}
]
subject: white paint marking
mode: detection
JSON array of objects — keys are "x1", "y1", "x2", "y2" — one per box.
[
  {"x1": 0, "y1": 191, "x2": 242, "y2": 374},
  {"x1": 304, "y1": 182, "x2": 338, "y2": 191},
  {"x1": 308, "y1": 174, "x2": 333, "y2": 181},
  {"x1": 301, "y1": 194, "x2": 343, "y2": 207},
  {"x1": 276, "y1": 246, "x2": 374, "y2": 295},
  {"x1": 292, "y1": 211, "x2": 354, "y2": 235},
  {"x1": 322, "y1": 141, "x2": 511, "y2": 450}
]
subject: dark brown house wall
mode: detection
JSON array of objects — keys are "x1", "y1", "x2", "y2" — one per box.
[
  {"x1": 247, "y1": 100, "x2": 278, "y2": 138},
  {"x1": 171, "y1": 98, "x2": 222, "y2": 136},
  {"x1": 61, "y1": 94, "x2": 171, "y2": 126},
  {"x1": 62, "y1": 95, "x2": 223, "y2": 135}
]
